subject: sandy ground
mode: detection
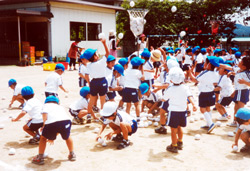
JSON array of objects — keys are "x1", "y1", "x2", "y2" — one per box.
[{"x1": 0, "y1": 65, "x2": 250, "y2": 171}]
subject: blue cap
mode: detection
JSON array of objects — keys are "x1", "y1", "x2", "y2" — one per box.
[
  {"x1": 231, "y1": 47, "x2": 238, "y2": 52},
  {"x1": 107, "y1": 55, "x2": 116, "y2": 62},
  {"x1": 21, "y1": 86, "x2": 34, "y2": 96},
  {"x1": 8, "y1": 79, "x2": 16, "y2": 87},
  {"x1": 139, "y1": 82, "x2": 149, "y2": 95},
  {"x1": 131, "y1": 57, "x2": 145, "y2": 66},
  {"x1": 45, "y1": 96, "x2": 59, "y2": 104},
  {"x1": 140, "y1": 49, "x2": 151, "y2": 58},
  {"x1": 174, "y1": 48, "x2": 180, "y2": 53},
  {"x1": 235, "y1": 51, "x2": 241, "y2": 58},
  {"x1": 114, "y1": 64, "x2": 124, "y2": 76},
  {"x1": 55, "y1": 63, "x2": 65, "y2": 72},
  {"x1": 201, "y1": 48, "x2": 206, "y2": 53},
  {"x1": 192, "y1": 47, "x2": 199, "y2": 54},
  {"x1": 80, "y1": 86, "x2": 90, "y2": 97},
  {"x1": 235, "y1": 108, "x2": 250, "y2": 120},
  {"x1": 213, "y1": 49, "x2": 222, "y2": 54},
  {"x1": 82, "y1": 48, "x2": 97, "y2": 60},
  {"x1": 118, "y1": 58, "x2": 128, "y2": 66},
  {"x1": 207, "y1": 56, "x2": 224, "y2": 67},
  {"x1": 168, "y1": 50, "x2": 174, "y2": 54},
  {"x1": 195, "y1": 46, "x2": 200, "y2": 49}
]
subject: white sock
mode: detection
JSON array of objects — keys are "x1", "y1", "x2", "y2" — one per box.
[
  {"x1": 209, "y1": 112, "x2": 212, "y2": 119},
  {"x1": 204, "y1": 112, "x2": 213, "y2": 127}
]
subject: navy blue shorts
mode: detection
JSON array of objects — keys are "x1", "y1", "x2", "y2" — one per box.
[
  {"x1": 45, "y1": 92, "x2": 58, "y2": 98},
  {"x1": 122, "y1": 88, "x2": 139, "y2": 103},
  {"x1": 160, "y1": 100, "x2": 169, "y2": 113},
  {"x1": 118, "y1": 89, "x2": 123, "y2": 97},
  {"x1": 42, "y1": 120, "x2": 71, "y2": 140},
  {"x1": 26, "y1": 120, "x2": 43, "y2": 132},
  {"x1": 233, "y1": 89, "x2": 250, "y2": 104},
  {"x1": 141, "y1": 79, "x2": 154, "y2": 89},
  {"x1": 128, "y1": 120, "x2": 137, "y2": 136},
  {"x1": 145, "y1": 100, "x2": 161, "y2": 107},
  {"x1": 79, "y1": 77, "x2": 87, "y2": 87},
  {"x1": 153, "y1": 61, "x2": 161, "y2": 68},
  {"x1": 166, "y1": 111, "x2": 187, "y2": 128},
  {"x1": 199, "y1": 91, "x2": 215, "y2": 107},
  {"x1": 69, "y1": 109, "x2": 80, "y2": 117},
  {"x1": 106, "y1": 91, "x2": 116, "y2": 101},
  {"x1": 90, "y1": 77, "x2": 108, "y2": 96},
  {"x1": 178, "y1": 61, "x2": 183, "y2": 69},
  {"x1": 195, "y1": 63, "x2": 204, "y2": 73},
  {"x1": 182, "y1": 64, "x2": 191, "y2": 71},
  {"x1": 218, "y1": 96, "x2": 233, "y2": 106}
]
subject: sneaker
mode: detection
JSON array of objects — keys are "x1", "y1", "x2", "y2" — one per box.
[
  {"x1": 117, "y1": 139, "x2": 130, "y2": 149},
  {"x1": 32, "y1": 155, "x2": 44, "y2": 165},
  {"x1": 217, "y1": 116, "x2": 228, "y2": 121},
  {"x1": 155, "y1": 127, "x2": 167, "y2": 134},
  {"x1": 207, "y1": 123, "x2": 216, "y2": 134},
  {"x1": 240, "y1": 145, "x2": 250, "y2": 153},
  {"x1": 200, "y1": 125, "x2": 209, "y2": 129},
  {"x1": 86, "y1": 115, "x2": 91, "y2": 124},
  {"x1": 166, "y1": 144, "x2": 178, "y2": 153},
  {"x1": 72, "y1": 117, "x2": 82, "y2": 125},
  {"x1": 68, "y1": 152, "x2": 76, "y2": 161},
  {"x1": 112, "y1": 134, "x2": 124, "y2": 142},
  {"x1": 69, "y1": 68, "x2": 73, "y2": 71},
  {"x1": 227, "y1": 121, "x2": 237, "y2": 127},
  {"x1": 29, "y1": 136, "x2": 40, "y2": 145},
  {"x1": 177, "y1": 141, "x2": 183, "y2": 150}
]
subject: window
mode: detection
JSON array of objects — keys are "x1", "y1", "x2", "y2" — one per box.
[
  {"x1": 70, "y1": 22, "x2": 86, "y2": 41},
  {"x1": 87, "y1": 23, "x2": 102, "y2": 41}
]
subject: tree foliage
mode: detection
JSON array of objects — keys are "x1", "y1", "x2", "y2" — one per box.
[{"x1": 117, "y1": 0, "x2": 250, "y2": 55}]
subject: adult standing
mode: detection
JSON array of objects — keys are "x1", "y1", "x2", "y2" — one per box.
[
  {"x1": 108, "y1": 30, "x2": 121, "y2": 58},
  {"x1": 138, "y1": 34, "x2": 148, "y2": 51},
  {"x1": 68, "y1": 38, "x2": 84, "y2": 71}
]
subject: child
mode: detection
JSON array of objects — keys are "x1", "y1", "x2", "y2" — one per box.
[
  {"x1": 163, "y1": 67, "x2": 197, "y2": 153},
  {"x1": 82, "y1": 39, "x2": 109, "y2": 115},
  {"x1": 32, "y1": 96, "x2": 75, "y2": 165},
  {"x1": 96, "y1": 101, "x2": 137, "y2": 149},
  {"x1": 106, "y1": 64, "x2": 124, "y2": 102},
  {"x1": 215, "y1": 66, "x2": 234, "y2": 121},
  {"x1": 78, "y1": 55, "x2": 90, "y2": 87},
  {"x1": 44, "y1": 63, "x2": 68, "y2": 98},
  {"x1": 106, "y1": 55, "x2": 116, "y2": 77},
  {"x1": 189, "y1": 56, "x2": 221, "y2": 133},
  {"x1": 233, "y1": 108, "x2": 250, "y2": 152},
  {"x1": 182, "y1": 48, "x2": 194, "y2": 82},
  {"x1": 139, "y1": 83, "x2": 161, "y2": 115},
  {"x1": 11, "y1": 86, "x2": 43, "y2": 144},
  {"x1": 220, "y1": 57, "x2": 250, "y2": 127},
  {"x1": 8, "y1": 79, "x2": 25, "y2": 108},
  {"x1": 69, "y1": 86, "x2": 97, "y2": 124},
  {"x1": 123, "y1": 57, "x2": 145, "y2": 121},
  {"x1": 141, "y1": 49, "x2": 155, "y2": 89}
]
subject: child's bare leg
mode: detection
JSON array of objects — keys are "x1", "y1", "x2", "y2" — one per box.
[
  {"x1": 126, "y1": 103, "x2": 131, "y2": 114},
  {"x1": 38, "y1": 136, "x2": 47, "y2": 154},
  {"x1": 118, "y1": 100, "x2": 124, "y2": 108},
  {"x1": 171, "y1": 127, "x2": 178, "y2": 145},
  {"x1": 23, "y1": 125, "x2": 36, "y2": 137},
  {"x1": 216, "y1": 103, "x2": 226, "y2": 115},
  {"x1": 240, "y1": 132, "x2": 250, "y2": 146},
  {"x1": 88, "y1": 95, "x2": 96, "y2": 113},
  {"x1": 99, "y1": 95, "x2": 106, "y2": 109},
  {"x1": 65, "y1": 136, "x2": 74, "y2": 152},
  {"x1": 177, "y1": 126, "x2": 183, "y2": 141},
  {"x1": 160, "y1": 108, "x2": 166, "y2": 125},
  {"x1": 134, "y1": 102, "x2": 140, "y2": 117},
  {"x1": 16, "y1": 95, "x2": 25, "y2": 105},
  {"x1": 120, "y1": 123, "x2": 132, "y2": 140},
  {"x1": 78, "y1": 110, "x2": 88, "y2": 118}
]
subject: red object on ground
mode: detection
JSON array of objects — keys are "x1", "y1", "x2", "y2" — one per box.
[{"x1": 56, "y1": 62, "x2": 68, "y2": 70}]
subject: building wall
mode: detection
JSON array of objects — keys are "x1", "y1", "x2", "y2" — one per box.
[{"x1": 50, "y1": 2, "x2": 116, "y2": 58}]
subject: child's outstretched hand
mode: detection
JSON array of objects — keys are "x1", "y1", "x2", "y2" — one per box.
[
  {"x1": 193, "y1": 105, "x2": 197, "y2": 112},
  {"x1": 105, "y1": 132, "x2": 113, "y2": 141},
  {"x1": 100, "y1": 38, "x2": 106, "y2": 44}
]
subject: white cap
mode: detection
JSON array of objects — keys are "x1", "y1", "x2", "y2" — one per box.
[
  {"x1": 167, "y1": 59, "x2": 179, "y2": 70},
  {"x1": 169, "y1": 67, "x2": 185, "y2": 84},
  {"x1": 100, "y1": 102, "x2": 118, "y2": 117}
]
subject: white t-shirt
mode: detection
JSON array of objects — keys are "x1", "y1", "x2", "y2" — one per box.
[
  {"x1": 45, "y1": 72, "x2": 62, "y2": 93},
  {"x1": 70, "y1": 97, "x2": 88, "y2": 111},
  {"x1": 124, "y1": 68, "x2": 142, "y2": 89},
  {"x1": 139, "y1": 42, "x2": 147, "y2": 51},
  {"x1": 143, "y1": 60, "x2": 154, "y2": 80},
  {"x1": 87, "y1": 57, "x2": 107, "y2": 79},
  {"x1": 239, "y1": 124, "x2": 250, "y2": 131},
  {"x1": 22, "y1": 98, "x2": 43, "y2": 123},
  {"x1": 13, "y1": 84, "x2": 25, "y2": 96},
  {"x1": 196, "y1": 70, "x2": 219, "y2": 92},
  {"x1": 107, "y1": 74, "x2": 117, "y2": 92},
  {"x1": 142, "y1": 91, "x2": 162, "y2": 102},
  {"x1": 217, "y1": 75, "x2": 234, "y2": 97},
  {"x1": 234, "y1": 70, "x2": 250, "y2": 90},
  {"x1": 106, "y1": 67, "x2": 113, "y2": 78},
  {"x1": 42, "y1": 103, "x2": 71, "y2": 125},
  {"x1": 196, "y1": 54, "x2": 204, "y2": 64},
  {"x1": 176, "y1": 54, "x2": 183, "y2": 62},
  {"x1": 79, "y1": 64, "x2": 89, "y2": 76},
  {"x1": 183, "y1": 55, "x2": 193, "y2": 65},
  {"x1": 163, "y1": 84, "x2": 192, "y2": 111},
  {"x1": 180, "y1": 46, "x2": 186, "y2": 55},
  {"x1": 103, "y1": 111, "x2": 134, "y2": 126},
  {"x1": 158, "y1": 70, "x2": 170, "y2": 85},
  {"x1": 119, "y1": 74, "x2": 126, "y2": 87}
]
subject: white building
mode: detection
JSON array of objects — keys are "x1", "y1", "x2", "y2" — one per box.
[{"x1": 0, "y1": 0, "x2": 123, "y2": 65}]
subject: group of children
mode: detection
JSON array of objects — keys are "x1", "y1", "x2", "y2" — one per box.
[{"x1": 8, "y1": 37, "x2": 250, "y2": 164}]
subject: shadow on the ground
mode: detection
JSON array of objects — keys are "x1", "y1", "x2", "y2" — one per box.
[
  {"x1": 148, "y1": 149, "x2": 183, "y2": 163},
  {"x1": 5, "y1": 140, "x2": 38, "y2": 149}
]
